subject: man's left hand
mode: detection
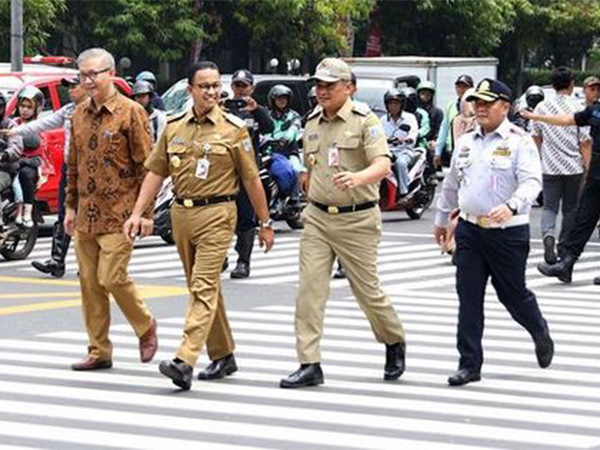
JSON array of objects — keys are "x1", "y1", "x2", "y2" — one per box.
[
  {"x1": 332, "y1": 171, "x2": 362, "y2": 191},
  {"x1": 487, "y1": 204, "x2": 512, "y2": 224},
  {"x1": 140, "y1": 218, "x2": 154, "y2": 237},
  {"x1": 258, "y1": 227, "x2": 274, "y2": 252}
]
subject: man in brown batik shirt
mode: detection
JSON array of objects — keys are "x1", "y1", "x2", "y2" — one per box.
[{"x1": 65, "y1": 48, "x2": 158, "y2": 371}]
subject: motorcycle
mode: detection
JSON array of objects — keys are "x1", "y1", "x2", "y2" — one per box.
[
  {"x1": 259, "y1": 136, "x2": 305, "y2": 230},
  {"x1": 152, "y1": 176, "x2": 175, "y2": 245},
  {"x1": 0, "y1": 186, "x2": 42, "y2": 260},
  {"x1": 380, "y1": 137, "x2": 438, "y2": 219}
]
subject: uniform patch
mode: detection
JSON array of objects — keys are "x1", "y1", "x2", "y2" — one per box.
[
  {"x1": 368, "y1": 126, "x2": 379, "y2": 138},
  {"x1": 243, "y1": 137, "x2": 252, "y2": 152},
  {"x1": 308, "y1": 133, "x2": 319, "y2": 142},
  {"x1": 171, "y1": 137, "x2": 186, "y2": 145},
  {"x1": 492, "y1": 147, "x2": 511, "y2": 157}
]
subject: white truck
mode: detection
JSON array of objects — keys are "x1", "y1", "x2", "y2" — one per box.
[{"x1": 342, "y1": 56, "x2": 498, "y2": 114}]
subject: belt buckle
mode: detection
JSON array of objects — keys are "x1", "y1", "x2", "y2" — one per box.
[
  {"x1": 327, "y1": 206, "x2": 339, "y2": 214},
  {"x1": 476, "y1": 216, "x2": 489, "y2": 228},
  {"x1": 183, "y1": 199, "x2": 194, "y2": 208}
]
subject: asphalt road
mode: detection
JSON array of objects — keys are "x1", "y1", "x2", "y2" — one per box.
[{"x1": 0, "y1": 204, "x2": 599, "y2": 449}]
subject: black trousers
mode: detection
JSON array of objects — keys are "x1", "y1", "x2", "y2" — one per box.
[
  {"x1": 57, "y1": 163, "x2": 67, "y2": 222},
  {"x1": 18, "y1": 165, "x2": 38, "y2": 204},
  {"x1": 455, "y1": 220, "x2": 549, "y2": 370},
  {"x1": 560, "y1": 176, "x2": 600, "y2": 259}
]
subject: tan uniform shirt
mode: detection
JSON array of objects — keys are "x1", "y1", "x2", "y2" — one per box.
[
  {"x1": 303, "y1": 98, "x2": 389, "y2": 206},
  {"x1": 145, "y1": 106, "x2": 259, "y2": 199},
  {"x1": 66, "y1": 92, "x2": 153, "y2": 234}
]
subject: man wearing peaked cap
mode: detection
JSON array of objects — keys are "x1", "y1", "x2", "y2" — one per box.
[
  {"x1": 280, "y1": 57, "x2": 407, "y2": 389},
  {"x1": 434, "y1": 77, "x2": 554, "y2": 386},
  {"x1": 582, "y1": 76, "x2": 600, "y2": 107}
]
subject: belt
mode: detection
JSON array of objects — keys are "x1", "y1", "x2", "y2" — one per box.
[
  {"x1": 459, "y1": 211, "x2": 529, "y2": 229},
  {"x1": 175, "y1": 195, "x2": 236, "y2": 208},
  {"x1": 311, "y1": 201, "x2": 377, "y2": 214}
]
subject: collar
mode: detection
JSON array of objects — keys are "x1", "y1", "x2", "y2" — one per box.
[
  {"x1": 87, "y1": 91, "x2": 119, "y2": 114},
  {"x1": 474, "y1": 118, "x2": 511, "y2": 140},
  {"x1": 318, "y1": 98, "x2": 353, "y2": 123},
  {"x1": 187, "y1": 105, "x2": 221, "y2": 125}
]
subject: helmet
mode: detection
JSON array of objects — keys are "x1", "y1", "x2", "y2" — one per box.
[
  {"x1": 525, "y1": 85, "x2": 545, "y2": 110},
  {"x1": 417, "y1": 80, "x2": 436, "y2": 93},
  {"x1": 268, "y1": 84, "x2": 293, "y2": 109},
  {"x1": 401, "y1": 87, "x2": 418, "y2": 113},
  {"x1": 307, "y1": 86, "x2": 317, "y2": 100},
  {"x1": 384, "y1": 88, "x2": 405, "y2": 107},
  {"x1": 18, "y1": 86, "x2": 45, "y2": 111},
  {"x1": 132, "y1": 80, "x2": 154, "y2": 97},
  {"x1": 136, "y1": 70, "x2": 157, "y2": 85}
]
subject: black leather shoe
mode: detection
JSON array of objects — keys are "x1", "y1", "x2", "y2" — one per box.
[
  {"x1": 230, "y1": 262, "x2": 250, "y2": 279},
  {"x1": 32, "y1": 259, "x2": 65, "y2": 278},
  {"x1": 593, "y1": 275, "x2": 600, "y2": 285},
  {"x1": 333, "y1": 265, "x2": 346, "y2": 279},
  {"x1": 447, "y1": 368, "x2": 481, "y2": 386},
  {"x1": 537, "y1": 254, "x2": 576, "y2": 283},
  {"x1": 280, "y1": 363, "x2": 324, "y2": 388},
  {"x1": 159, "y1": 359, "x2": 193, "y2": 390},
  {"x1": 221, "y1": 257, "x2": 229, "y2": 273},
  {"x1": 534, "y1": 333, "x2": 554, "y2": 368},
  {"x1": 384, "y1": 342, "x2": 406, "y2": 380},
  {"x1": 197, "y1": 354, "x2": 237, "y2": 380},
  {"x1": 543, "y1": 235, "x2": 557, "y2": 265}
]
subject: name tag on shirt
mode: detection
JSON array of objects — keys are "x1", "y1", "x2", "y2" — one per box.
[
  {"x1": 328, "y1": 146, "x2": 340, "y2": 167},
  {"x1": 492, "y1": 147, "x2": 511, "y2": 157},
  {"x1": 195, "y1": 158, "x2": 210, "y2": 179}
]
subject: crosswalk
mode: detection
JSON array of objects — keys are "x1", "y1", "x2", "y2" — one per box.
[
  {"x1": 7, "y1": 230, "x2": 600, "y2": 294},
  {"x1": 0, "y1": 286, "x2": 599, "y2": 448}
]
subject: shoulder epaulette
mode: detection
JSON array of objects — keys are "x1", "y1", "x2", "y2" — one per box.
[
  {"x1": 166, "y1": 110, "x2": 188, "y2": 123},
  {"x1": 306, "y1": 106, "x2": 322, "y2": 121},
  {"x1": 352, "y1": 101, "x2": 370, "y2": 117},
  {"x1": 225, "y1": 112, "x2": 246, "y2": 128}
]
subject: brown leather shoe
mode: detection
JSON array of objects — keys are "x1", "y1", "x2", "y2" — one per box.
[
  {"x1": 139, "y1": 318, "x2": 158, "y2": 363},
  {"x1": 71, "y1": 355, "x2": 112, "y2": 371}
]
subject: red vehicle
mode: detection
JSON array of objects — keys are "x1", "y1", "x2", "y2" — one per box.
[{"x1": 2, "y1": 73, "x2": 132, "y2": 214}]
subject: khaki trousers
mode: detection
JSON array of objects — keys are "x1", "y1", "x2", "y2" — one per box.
[
  {"x1": 74, "y1": 231, "x2": 153, "y2": 361},
  {"x1": 295, "y1": 204, "x2": 405, "y2": 363},
  {"x1": 172, "y1": 202, "x2": 237, "y2": 367}
]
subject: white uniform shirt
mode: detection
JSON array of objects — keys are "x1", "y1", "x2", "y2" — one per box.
[
  {"x1": 379, "y1": 111, "x2": 419, "y2": 152},
  {"x1": 435, "y1": 118, "x2": 542, "y2": 227}
]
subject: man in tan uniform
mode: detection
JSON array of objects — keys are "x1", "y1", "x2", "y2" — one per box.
[
  {"x1": 124, "y1": 61, "x2": 274, "y2": 390},
  {"x1": 280, "y1": 58, "x2": 406, "y2": 388},
  {"x1": 65, "y1": 48, "x2": 158, "y2": 371}
]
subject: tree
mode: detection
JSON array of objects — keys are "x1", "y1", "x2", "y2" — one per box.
[
  {"x1": 0, "y1": 0, "x2": 66, "y2": 60},
  {"x1": 233, "y1": 0, "x2": 375, "y2": 72}
]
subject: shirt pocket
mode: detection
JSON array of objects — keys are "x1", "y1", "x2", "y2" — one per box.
[
  {"x1": 489, "y1": 155, "x2": 513, "y2": 170},
  {"x1": 304, "y1": 140, "x2": 319, "y2": 168},
  {"x1": 338, "y1": 136, "x2": 361, "y2": 170}
]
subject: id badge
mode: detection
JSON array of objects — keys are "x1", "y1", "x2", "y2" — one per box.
[
  {"x1": 328, "y1": 146, "x2": 340, "y2": 167},
  {"x1": 195, "y1": 158, "x2": 210, "y2": 179}
]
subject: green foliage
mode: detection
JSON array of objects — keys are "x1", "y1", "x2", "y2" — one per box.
[
  {"x1": 234, "y1": 0, "x2": 374, "y2": 63},
  {"x1": 0, "y1": 0, "x2": 66, "y2": 59},
  {"x1": 523, "y1": 68, "x2": 600, "y2": 88}
]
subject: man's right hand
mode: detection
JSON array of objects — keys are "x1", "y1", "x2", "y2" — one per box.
[
  {"x1": 433, "y1": 226, "x2": 447, "y2": 247},
  {"x1": 123, "y1": 214, "x2": 143, "y2": 244},
  {"x1": 0, "y1": 129, "x2": 12, "y2": 137},
  {"x1": 434, "y1": 155, "x2": 442, "y2": 169},
  {"x1": 64, "y1": 208, "x2": 76, "y2": 236},
  {"x1": 298, "y1": 172, "x2": 309, "y2": 195}
]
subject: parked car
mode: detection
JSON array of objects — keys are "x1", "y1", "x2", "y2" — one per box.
[
  {"x1": 2, "y1": 74, "x2": 132, "y2": 214},
  {"x1": 162, "y1": 74, "x2": 311, "y2": 117}
]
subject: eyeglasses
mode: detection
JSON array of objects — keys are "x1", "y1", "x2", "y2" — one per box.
[
  {"x1": 79, "y1": 67, "x2": 111, "y2": 81},
  {"x1": 193, "y1": 82, "x2": 221, "y2": 92}
]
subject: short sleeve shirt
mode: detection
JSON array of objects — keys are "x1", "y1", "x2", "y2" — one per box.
[
  {"x1": 145, "y1": 106, "x2": 259, "y2": 199},
  {"x1": 303, "y1": 98, "x2": 389, "y2": 206}
]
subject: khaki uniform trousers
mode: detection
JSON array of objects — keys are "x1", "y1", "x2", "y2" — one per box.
[
  {"x1": 172, "y1": 202, "x2": 237, "y2": 367},
  {"x1": 74, "y1": 232, "x2": 153, "y2": 361},
  {"x1": 296, "y1": 203, "x2": 405, "y2": 363}
]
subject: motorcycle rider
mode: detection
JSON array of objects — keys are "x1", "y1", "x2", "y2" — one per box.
[
  {"x1": 13, "y1": 86, "x2": 54, "y2": 228},
  {"x1": 417, "y1": 81, "x2": 444, "y2": 152},
  {"x1": 514, "y1": 85, "x2": 545, "y2": 132},
  {"x1": 380, "y1": 89, "x2": 419, "y2": 197},
  {"x1": 226, "y1": 69, "x2": 274, "y2": 279},
  {"x1": 0, "y1": 93, "x2": 24, "y2": 244},
  {"x1": 265, "y1": 84, "x2": 304, "y2": 208},
  {"x1": 7, "y1": 77, "x2": 87, "y2": 277},
  {"x1": 135, "y1": 70, "x2": 166, "y2": 111},
  {"x1": 301, "y1": 86, "x2": 318, "y2": 126},
  {"x1": 132, "y1": 80, "x2": 167, "y2": 143},
  {"x1": 402, "y1": 87, "x2": 430, "y2": 149}
]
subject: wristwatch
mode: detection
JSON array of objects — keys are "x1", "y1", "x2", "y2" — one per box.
[
  {"x1": 506, "y1": 202, "x2": 518, "y2": 216},
  {"x1": 259, "y1": 218, "x2": 273, "y2": 229}
]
